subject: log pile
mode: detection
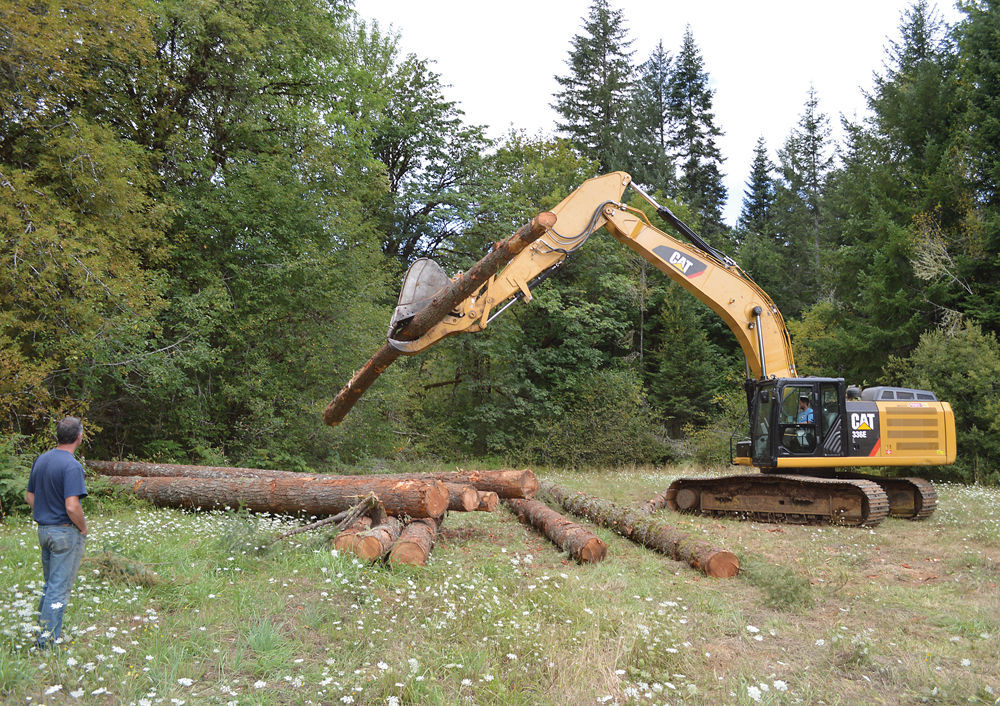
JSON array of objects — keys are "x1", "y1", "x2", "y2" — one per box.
[
  {"x1": 88, "y1": 461, "x2": 539, "y2": 568},
  {"x1": 538, "y1": 480, "x2": 739, "y2": 578}
]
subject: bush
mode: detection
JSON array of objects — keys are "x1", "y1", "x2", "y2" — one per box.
[
  {"x1": 884, "y1": 321, "x2": 1000, "y2": 484},
  {"x1": 520, "y1": 367, "x2": 674, "y2": 468}
]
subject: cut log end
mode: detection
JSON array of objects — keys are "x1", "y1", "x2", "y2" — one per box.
[
  {"x1": 476, "y1": 491, "x2": 499, "y2": 512},
  {"x1": 578, "y1": 538, "x2": 608, "y2": 564},
  {"x1": 703, "y1": 551, "x2": 740, "y2": 578}
]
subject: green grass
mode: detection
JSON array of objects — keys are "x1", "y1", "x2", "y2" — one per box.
[{"x1": 0, "y1": 466, "x2": 998, "y2": 704}]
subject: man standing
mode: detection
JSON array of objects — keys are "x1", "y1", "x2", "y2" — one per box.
[{"x1": 25, "y1": 417, "x2": 88, "y2": 649}]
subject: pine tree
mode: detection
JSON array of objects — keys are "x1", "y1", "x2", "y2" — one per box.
[
  {"x1": 772, "y1": 86, "x2": 833, "y2": 309},
  {"x1": 552, "y1": 0, "x2": 635, "y2": 171},
  {"x1": 738, "y1": 137, "x2": 776, "y2": 235},
  {"x1": 666, "y1": 27, "x2": 727, "y2": 236},
  {"x1": 626, "y1": 40, "x2": 674, "y2": 189}
]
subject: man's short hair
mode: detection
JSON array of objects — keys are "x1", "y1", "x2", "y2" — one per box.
[{"x1": 56, "y1": 417, "x2": 83, "y2": 445}]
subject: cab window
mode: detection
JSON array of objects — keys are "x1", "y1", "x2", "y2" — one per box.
[{"x1": 780, "y1": 385, "x2": 816, "y2": 454}]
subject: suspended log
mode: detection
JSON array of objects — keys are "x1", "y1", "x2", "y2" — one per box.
[
  {"x1": 322, "y1": 211, "x2": 557, "y2": 427},
  {"x1": 476, "y1": 491, "x2": 499, "y2": 512},
  {"x1": 355, "y1": 517, "x2": 404, "y2": 561},
  {"x1": 332, "y1": 516, "x2": 373, "y2": 552},
  {"x1": 538, "y1": 481, "x2": 739, "y2": 578},
  {"x1": 388, "y1": 517, "x2": 443, "y2": 567},
  {"x1": 446, "y1": 483, "x2": 479, "y2": 512},
  {"x1": 370, "y1": 469, "x2": 538, "y2": 499},
  {"x1": 638, "y1": 490, "x2": 672, "y2": 514},
  {"x1": 506, "y1": 498, "x2": 606, "y2": 563},
  {"x1": 106, "y1": 475, "x2": 448, "y2": 518}
]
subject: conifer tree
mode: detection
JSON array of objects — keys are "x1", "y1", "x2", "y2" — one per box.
[
  {"x1": 626, "y1": 40, "x2": 674, "y2": 189},
  {"x1": 552, "y1": 0, "x2": 635, "y2": 171},
  {"x1": 666, "y1": 27, "x2": 727, "y2": 236},
  {"x1": 738, "y1": 137, "x2": 776, "y2": 235}
]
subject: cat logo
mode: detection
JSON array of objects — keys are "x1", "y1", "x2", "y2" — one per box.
[
  {"x1": 652, "y1": 246, "x2": 707, "y2": 278},
  {"x1": 851, "y1": 413, "x2": 875, "y2": 431}
]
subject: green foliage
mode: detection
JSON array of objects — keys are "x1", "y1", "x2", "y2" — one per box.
[
  {"x1": 682, "y1": 384, "x2": 749, "y2": 466},
  {"x1": 740, "y1": 555, "x2": 814, "y2": 611},
  {"x1": 0, "y1": 435, "x2": 33, "y2": 519},
  {"x1": 884, "y1": 321, "x2": 1000, "y2": 483},
  {"x1": 552, "y1": 0, "x2": 636, "y2": 172}
]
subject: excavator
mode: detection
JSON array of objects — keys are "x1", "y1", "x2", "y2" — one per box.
[{"x1": 385, "y1": 172, "x2": 956, "y2": 527}]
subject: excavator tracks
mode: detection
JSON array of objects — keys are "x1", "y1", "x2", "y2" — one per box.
[
  {"x1": 665, "y1": 474, "x2": 890, "y2": 527},
  {"x1": 798, "y1": 471, "x2": 937, "y2": 520}
]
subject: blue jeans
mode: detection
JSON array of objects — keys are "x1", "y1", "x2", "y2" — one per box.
[{"x1": 36, "y1": 525, "x2": 85, "y2": 647}]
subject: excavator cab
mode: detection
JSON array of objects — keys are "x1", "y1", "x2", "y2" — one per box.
[{"x1": 747, "y1": 378, "x2": 848, "y2": 469}]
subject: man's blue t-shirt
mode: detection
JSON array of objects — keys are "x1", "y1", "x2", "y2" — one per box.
[
  {"x1": 797, "y1": 407, "x2": 814, "y2": 424},
  {"x1": 26, "y1": 449, "x2": 87, "y2": 526}
]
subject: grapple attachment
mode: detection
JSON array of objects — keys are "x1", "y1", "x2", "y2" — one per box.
[{"x1": 388, "y1": 258, "x2": 451, "y2": 343}]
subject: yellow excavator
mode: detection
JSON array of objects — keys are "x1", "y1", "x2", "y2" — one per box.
[{"x1": 387, "y1": 172, "x2": 956, "y2": 527}]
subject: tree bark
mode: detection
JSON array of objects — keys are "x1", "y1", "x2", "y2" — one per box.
[
  {"x1": 322, "y1": 211, "x2": 557, "y2": 427},
  {"x1": 506, "y1": 498, "x2": 607, "y2": 563},
  {"x1": 105, "y1": 475, "x2": 448, "y2": 518},
  {"x1": 638, "y1": 490, "x2": 672, "y2": 514},
  {"x1": 333, "y1": 516, "x2": 373, "y2": 552},
  {"x1": 86, "y1": 459, "x2": 304, "y2": 480},
  {"x1": 538, "y1": 481, "x2": 739, "y2": 578},
  {"x1": 476, "y1": 491, "x2": 499, "y2": 512},
  {"x1": 355, "y1": 517, "x2": 404, "y2": 561},
  {"x1": 445, "y1": 483, "x2": 479, "y2": 512},
  {"x1": 388, "y1": 517, "x2": 443, "y2": 567}
]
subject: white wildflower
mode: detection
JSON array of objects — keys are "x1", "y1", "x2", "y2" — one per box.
[
  {"x1": 177, "y1": 677, "x2": 194, "y2": 686},
  {"x1": 746, "y1": 625, "x2": 760, "y2": 634},
  {"x1": 45, "y1": 685, "x2": 62, "y2": 695},
  {"x1": 774, "y1": 680, "x2": 788, "y2": 692},
  {"x1": 253, "y1": 680, "x2": 267, "y2": 689},
  {"x1": 815, "y1": 639, "x2": 825, "y2": 646},
  {"x1": 961, "y1": 658, "x2": 971, "y2": 667},
  {"x1": 377, "y1": 661, "x2": 389, "y2": 671},
  {"x1": 747, "y1": 685, "x2": 762, "y2": 702}
]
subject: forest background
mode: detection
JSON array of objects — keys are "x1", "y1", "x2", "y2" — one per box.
[{"x1": 3, "y1": 0, "x2": 1000, "y2": 491}]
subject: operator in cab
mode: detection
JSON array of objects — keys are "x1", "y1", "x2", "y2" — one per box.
[{"x1": 796, "y1": 395, "x2": 814, "y2": 424}]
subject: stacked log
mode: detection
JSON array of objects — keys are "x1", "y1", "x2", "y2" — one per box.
[
  {"x1": 354, "y1": 517, "x2": 404, "y2": 561},
  {"x1": 476, "y1": 492, "x2": 499, "y2": 512},
  {"x1": 104, "y1": 475, "x2": 448, "y2": 518},
  {"x1": 539, "y1": 481, "x2": 739, "y2": 578},
  {"x1": 333, "y1": 517, "x2": 373, "y2": 552},
  {"x1": 446, "y1": 484, "x2": 479, "y2": 512},
  {"x1": 388, "y1": 517, "x2": 443, "y2": 567},
  {"x1": 506, "y1": 498, "x2": 607, "y2": 563},
  {"x1": 371, "y1": 469, "x2": 538, "y2": 499}
]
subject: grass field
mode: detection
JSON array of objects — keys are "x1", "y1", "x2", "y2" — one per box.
[{"x1": 1, "y1": 465, "x2": 998, "y2": 705}]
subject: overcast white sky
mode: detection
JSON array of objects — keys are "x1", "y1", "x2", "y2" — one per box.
[{"x1": 352, "y1": 0, "x2": 962, "y2": 225}]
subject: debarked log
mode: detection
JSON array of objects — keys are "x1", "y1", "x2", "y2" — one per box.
[
  {"x1": 506, "y1": 498, "x2": 606, "y2": 563},
  {"x1": 322, "y1": 211, "x2": 557, "y2": 428},
  {"x1": 538, "y1": 481, "x2": 739, "y2": 578},
  {"x1": 388, "y1": 517, "x2": 443, "y2": 567},
  {"x1": 354, "y1": 517, "x2": 404, "y2": 561},
  {"x1": 106, "y1": 475, "x2": 449, "y2": 518}
]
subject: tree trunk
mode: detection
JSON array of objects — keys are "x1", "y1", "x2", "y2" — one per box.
[
  {"x1": 638, "y1": 490, "x2": 672, "y2": 514},
  {"x1": 446, "y1": 483, "x2": 479, "y2": 512},
  {"x1": 538, "y1": 481, "x2": 739, "y2": 578},
  {"x1": 388, "y1": 517, "x2": 443, "y2": 567},
  {"x1": 323, "y1": 212, "x2": 557, "y2": 427},
  {"x1": 476, "y1": 491, "x2": 499, "y2": 512},
  {"x1": 506, "y1": 498, "x2": 607, "y2": 563},
  {"x1": 355, "y1": 517, "x2": 404, "y2": 561},
  {"x1": 86, "y1": 459, "x2": 301, "y2": 480},
  {"x1": 333, "y1": 517, "x2": 373, "y2": 552},
  {"x1": 370, "y1": 469, "x2": 538, "y2": 499},
  {"x1": 106, "y1": 475, "x2": 448, "y2": 518}
]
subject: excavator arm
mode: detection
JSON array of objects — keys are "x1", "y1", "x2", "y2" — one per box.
[{"x1": 391, "y1": 171, "x2": 796, "y2": 381}]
